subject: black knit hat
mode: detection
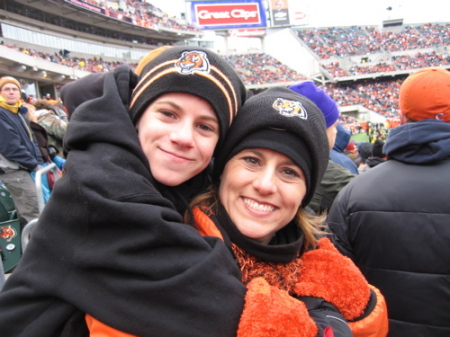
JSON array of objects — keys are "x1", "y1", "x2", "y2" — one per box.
[
  {"x1": 129, "y1": 46, "x2": 247, "y2": 153},
  {"x1": 372, "y1": 139, "x2": 385, "y2": 158},
  {"x1": 213, "y1": 87, "x2": 329, "y2": 207}
]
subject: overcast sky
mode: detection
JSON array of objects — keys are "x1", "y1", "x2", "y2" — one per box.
[{"x1": 151, "y1": 0, "x2": 450, "y2": 27}]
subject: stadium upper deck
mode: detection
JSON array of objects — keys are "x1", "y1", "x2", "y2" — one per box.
[{"x1": 0, "y1": 0, "x2": 449, "y2": 120}]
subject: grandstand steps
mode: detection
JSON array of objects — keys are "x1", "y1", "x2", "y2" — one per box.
[{"x1": 264, "y1": 28, "x2": 320, "y2": 79}]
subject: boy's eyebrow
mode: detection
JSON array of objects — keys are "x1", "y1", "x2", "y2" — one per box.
[
  {"x1": 153, "y1": 100, "x2": 218, "y2": 122},
  {"x1": 152, "y1": 100, "x2": 182, "y2": 110}
]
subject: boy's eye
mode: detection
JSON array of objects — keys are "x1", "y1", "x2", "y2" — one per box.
[
  {"x1": 198, "y1": 123, "x2": 214, "y2": 132},
  {"x1": 160, "y1": 110, "x2": 175, "y2": 118}
]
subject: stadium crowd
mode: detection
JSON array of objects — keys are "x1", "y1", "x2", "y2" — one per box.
[
  {"x1": 83, "y1": 0, "x2": 201, "y2": 33},
  {"x1": 222, "y1": 53, "x2": 308, "y2": 85},
  {"x1": 2, "y1": 2, "x2": 450, "y2": 133},
  {"x1": 5, "y1": 40, "x2": 408, "y2": 122},
  {"x1": 296, "y1": 23, "x2": 450, "y2": 78},
  {"x1": 297, "y1": 23, "x2": 450, "y2": 60}
]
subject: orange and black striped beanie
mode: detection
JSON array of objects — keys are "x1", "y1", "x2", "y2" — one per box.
[{"x1": 129, "y1": 46, "x2": 247, "y2": 153}]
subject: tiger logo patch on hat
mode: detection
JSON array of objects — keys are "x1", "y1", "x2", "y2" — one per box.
[
  {"x1": 175, "y1": 50, "x2": 210, "y2": 75},
  {"x1": 273, "y1": 98, "x2": 308, "y2": 119}
]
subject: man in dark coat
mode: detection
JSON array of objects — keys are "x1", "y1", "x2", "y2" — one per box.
[
  {"x1": 0, "y1": 76, "x2": 43, "y2": 227},
  {"x1": 327, "y1": 67, "x2": 450, "y2": 336}
]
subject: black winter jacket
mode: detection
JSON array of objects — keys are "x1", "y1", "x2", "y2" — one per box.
[
  {"x1": 328, "y1": 119, "x2": 450, "y2": 336},
  {"x1": 0, "y1": 66, "x2": 246, "y2": 337}
]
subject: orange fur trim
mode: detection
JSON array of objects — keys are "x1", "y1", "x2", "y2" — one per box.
[
  {"x1": 238, "y1": 277, "x2": 318, "y2": 337},
  {"x1": 232, "y1": 243, "x2": 300, "y2": 293},
  {"x1": 294, "y1": 238, "x2": 371, "y2": 321},
  {"x1": 348, "y1": 285, "x2": 389, "y2": 337}
]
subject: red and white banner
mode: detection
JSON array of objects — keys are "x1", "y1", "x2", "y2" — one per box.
[{"x1": 194, "y1": 3, "x2": 262, "y2": 26}]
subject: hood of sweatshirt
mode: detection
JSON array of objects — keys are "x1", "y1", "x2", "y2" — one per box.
[{"x1": 384, "y1": 119, "x2": 450, "y2": 164}]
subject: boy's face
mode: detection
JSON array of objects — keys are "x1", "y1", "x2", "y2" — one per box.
[{"x1": 137, "y1": 92, "x2": 219, "y2": 186}]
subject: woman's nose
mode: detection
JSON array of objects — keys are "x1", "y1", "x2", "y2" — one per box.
[{"x1": 252, "y1": 169, "x2": 276, "y2": 195}]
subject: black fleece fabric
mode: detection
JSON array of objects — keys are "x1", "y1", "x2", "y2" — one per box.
[{"x1": 0, "y1": 65, "x2": 246, "y2": 337}]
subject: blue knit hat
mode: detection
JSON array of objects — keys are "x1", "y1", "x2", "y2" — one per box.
[{"x1": 289, "y1": 81, "x2": 339, "y2": 128}]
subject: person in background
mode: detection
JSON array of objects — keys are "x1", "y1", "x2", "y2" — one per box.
[
  {"x1": 23, "y1": 102, "x2": 60, "y2": 203},
  {"x1": 187, "y1": 87, "x2": 388, "y2": 337},
  {"x1": 327, "y1": 67, "x2": 450, "y2": 336},
  {"x1": 330, "y1": 123, "x2": 359, "y2": 174},
  {"x1": 44, "y1": 93, "x2": 58, "y2": 105},
  {"x1": 355, "y1": 141, "x2": 373, "y2": 173},
  {"x1": 289, "y1": 81, "x2": 356, "y2": 214},
  {"x1": 23, "y1": 103, "x2": 51, "y2": 165},
  {"x1": 364, "y1": 139, "x2": 386, "y2": 169},
  {"x1": 0, "y1": 46, "x2": 249, "y2": 337},
  {"x1": 0, "y1": 76, "x2": 43, "y2": 228},
  {"x1": 34, "y1": 99, "x2": 68, "y2": 158},
  {"x1": 344, "y1": 139, "x2": 358, "y2": 164}
]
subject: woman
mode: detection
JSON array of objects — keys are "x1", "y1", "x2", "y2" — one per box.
[
  {"x1": 188, "y1": 87, "x2": 389, "y2": 337},
  {"x1": 0, "y1": 46, "x2": 249, "y2": 337}
]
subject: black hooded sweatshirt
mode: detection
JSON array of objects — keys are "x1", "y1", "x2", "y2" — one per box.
[{"x1": 0, "y1": 66, "x2": 246, "y2": 337}]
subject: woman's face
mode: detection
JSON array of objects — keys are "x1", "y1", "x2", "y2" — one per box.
[
  {"x1": 137, "y1": 93, "x2": 219, "y2": 186},
  {"x1": 219, "y1": 148, "x2": 307, "y2": 244}
]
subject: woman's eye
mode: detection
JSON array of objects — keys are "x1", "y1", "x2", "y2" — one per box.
[
  {"x1": 243, "y1": 156, "x2": 260, "y2": 165},
  {"x1": 282, "y1": 167, "x2": 301, "y2": 178}
]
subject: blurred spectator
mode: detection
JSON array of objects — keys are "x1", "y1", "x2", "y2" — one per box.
[
  {"x1": 330, "y1": 123, "x2": 359, "y2": 175},
  {"x1": 356, "y1": 142, "x2": 373, "y2": 173},
  {"x1": 289, "y1": 81, "x2": 356, "y2": 214},
  {"x1": 34, "y1": 99, "x2": 68, "y2": 158},
  {"x1": 365, "y1": 139, "x2": 386, "y2": 169}
]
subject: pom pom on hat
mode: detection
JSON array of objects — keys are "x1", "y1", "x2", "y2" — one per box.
[
  {"x1": 289, "y1": 81, "x2": 339, "y2": 128},
  {"x1": 0, "y1": 76, "x2": 21, "y2": 91},
  {"x1": 129, "y1": 46, "x2": 247, "y2": 153},
  {"x1": 399, "y1": 67, "x2": 450, "y2": 122},
  {"x1": 214, "y1": 87, "x2": 329, "y2": 207}
]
